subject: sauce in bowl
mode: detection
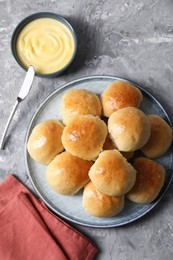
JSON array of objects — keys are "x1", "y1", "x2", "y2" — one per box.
[{"x1": 15, "y1": 17, "x2": 75, "y2": 74}]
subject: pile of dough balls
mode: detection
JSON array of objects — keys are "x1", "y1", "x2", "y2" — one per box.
[{"x1": 27, "y1": 80, "x2": 173, "y2": 218}]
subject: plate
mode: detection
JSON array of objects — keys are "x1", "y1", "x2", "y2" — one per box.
[{"x1": 25, "y1": 75, "x2": 173, "y2": 228}]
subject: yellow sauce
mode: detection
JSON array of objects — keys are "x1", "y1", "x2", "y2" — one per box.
[{"x1": 16, "y1": 18, "x2": 75, "y2": 74}]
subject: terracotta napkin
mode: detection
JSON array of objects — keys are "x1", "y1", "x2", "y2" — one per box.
[{"x1": 0, "y1": 174, "x2": 98, "y2": 260}]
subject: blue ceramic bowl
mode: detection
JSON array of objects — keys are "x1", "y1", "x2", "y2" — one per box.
[{"x1": 11, "y1": 12, "x2": 77, "y2": 77}]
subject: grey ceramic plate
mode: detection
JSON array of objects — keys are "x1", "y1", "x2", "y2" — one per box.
[{"x1": 25, "y1": 75, "x2": 173, "y2": 228}]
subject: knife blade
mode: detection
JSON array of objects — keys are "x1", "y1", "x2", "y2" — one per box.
[
  {"x1": 18, "y1": 66, "x2": 35, "y2": 100},
  {"x1": 0, "y1": 66, "x2": 35, "y2": 149}
]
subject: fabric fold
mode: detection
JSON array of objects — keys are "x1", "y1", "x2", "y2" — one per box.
[{"x1": 0, "y1": 174, "x2": 98, "y2": 260}]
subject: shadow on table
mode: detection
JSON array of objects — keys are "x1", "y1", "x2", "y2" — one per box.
[{"x1": 64, "y1": 15, "x2": 100, "y2": 74}]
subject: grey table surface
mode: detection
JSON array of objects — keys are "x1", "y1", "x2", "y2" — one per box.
[{"x1": 1, "y1": 0, "x2": 173, "y2": 259}]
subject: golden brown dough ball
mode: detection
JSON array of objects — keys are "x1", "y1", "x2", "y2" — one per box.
[
  {"x1": 141, "y1": 114, "x2": 172, "y2": 158},
  {"x1": 126, "y1": 157, "x2": 165, "y2": 203},
  {"x1": 82, "y1": 182, "x2": 124, "y2": 217},
  {"x1": 62, "y1": 115, "x2": 107, "y2": 160},
  {"x1": 88, "y1": 150, "x2": 136, "y2": 196},
  {"x1": 101, "y1": 80, "x2": 143, "y2": 117},
  {"x1": 108, "y1": 107, "x2": 151, "y2": 152},
  {"x1": 27, "y1": 119, "x2": 64, "y2": 165},
  {"x1": 46, "y1": 151, "x2": 92, "y2": 195},
  {"x1": 61, "y1": 89, "x2": 102, "y2": 125},
  {"x1": 103, "y1": 134, "x2": 134, "y2": 160}
]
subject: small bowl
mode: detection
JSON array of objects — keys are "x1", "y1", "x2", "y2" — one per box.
[{"x1": 11, "y1": 12, "x2": 77, "y2": 77}]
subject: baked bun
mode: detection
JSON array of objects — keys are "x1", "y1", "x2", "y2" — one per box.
[
  {"x1": 103, "y1": 134, "x2": 134, "y2": 160},
  {"x1": 82, "y1": 182, "x2": 124, "y2": 217},
  {"x1": 108, "y1": 107, "x2": 151, "y2": 152},
  {"x1": 27, "y1": 119, "x2": 64, "y2": 165},
  {"x1": 126, "y1": 157, "x2": 165, "y2": 203},
  {"x1": 141, "y1": 114, "x2": 172, "y2": 158},
  {"x1": 101, "y1": 80, "x2": 143, "y2": 117},
  {"x1": 46, "y1": 151, "x2": 92, "y2": 195},
  {"x1": 61, "y1": 89, "x2": 102, "y2": 125},
  {"x1": 88, "y1": 150, "x2": 136, "y2": 196},
  {"x1": 62, "y1": 115, "x2": 107, "y2": 160}
]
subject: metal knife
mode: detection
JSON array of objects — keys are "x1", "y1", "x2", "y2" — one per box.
[{"x1": 0, "y1": 66, "x2": 35, "y2": 150}]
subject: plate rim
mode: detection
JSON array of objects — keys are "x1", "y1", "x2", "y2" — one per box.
[{"x1": 24, "y1": 75, "x2": 173, "y2": 228}]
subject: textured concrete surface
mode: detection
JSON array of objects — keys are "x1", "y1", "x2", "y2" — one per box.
[{"x1": 0, "y1": 0, "x2": 173, "y2": 259}]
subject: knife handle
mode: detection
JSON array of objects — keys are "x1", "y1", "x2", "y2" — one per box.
[{"x1": 0, "y1": 99, "x2": 20, "y2": 150}]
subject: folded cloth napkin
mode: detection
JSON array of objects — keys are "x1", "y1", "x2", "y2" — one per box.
[{"x1": 0, "y1": 174, "x2": 98, "y2": 260}]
